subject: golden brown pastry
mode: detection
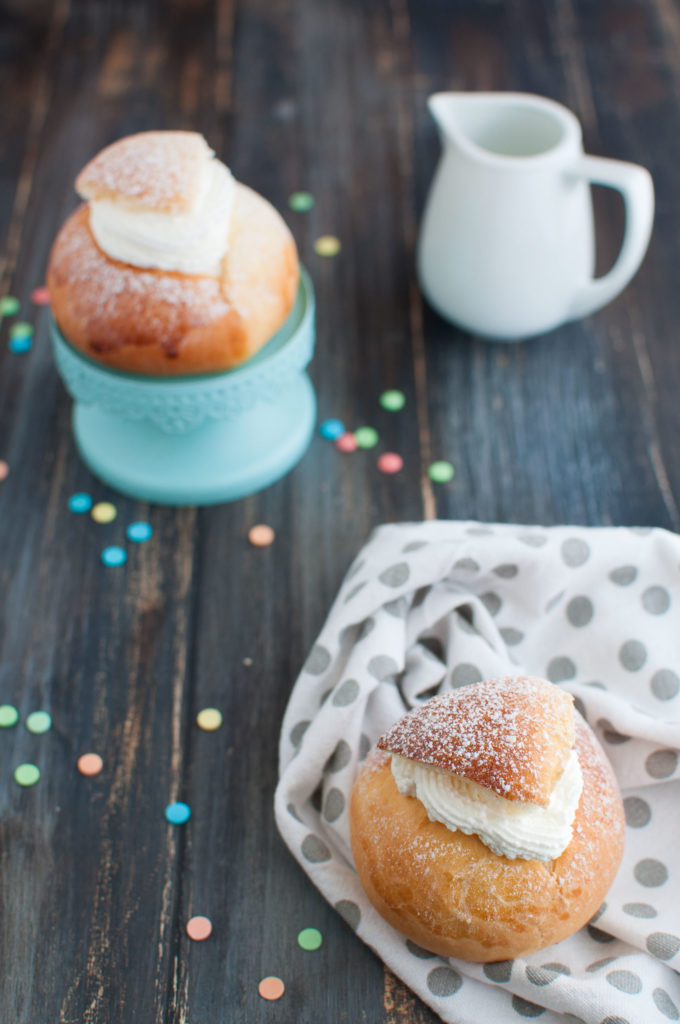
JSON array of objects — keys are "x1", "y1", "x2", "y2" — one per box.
[
  {"x1": 47, "y1": 131, "x2": 299, "y2": 376},
  {"x1": 350, "y1": 676, "x2": 624, "y2": 962}
]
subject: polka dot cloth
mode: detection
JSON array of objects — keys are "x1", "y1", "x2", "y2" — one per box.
[{"x1": 275, "y1": 521, "x2": 680, "y2": 1024}]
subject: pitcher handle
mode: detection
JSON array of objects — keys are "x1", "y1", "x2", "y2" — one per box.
[{"x1": 569, "y1": 156, "x2": 654, "y2": 320}]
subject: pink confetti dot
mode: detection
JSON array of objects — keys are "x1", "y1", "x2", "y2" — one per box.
[
  {"x1": 377, "y1": 452, "x2": 403, "y2": 474},
  {"x1": 335, "y1": 432, "x2": 358, "y2": 453},
  {"x1": 30, "y1": 286, "x2": 50, "y2": 306},
  {"x1": 186, "y1": 916, "x2": 213, "y2": 941},
  {"x1": 0, "y1": 461, "x2": 9, "y2": 481}
]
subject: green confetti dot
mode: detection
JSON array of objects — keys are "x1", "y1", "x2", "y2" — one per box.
[
  {"x1": 0, "y1": 704, "x2": 19, "y2": 727},
  {"x1": 354, "y1": 426, "x2": 379, "y2": 449},
  {"x1": 428, "y1": 460, "x2": 455, "y2": 484},
  {"x1": 9, "y1": 321, "x2": 33, "y2": 339},
  {"x1": 14, "y1": 763, "x2": 40, "y2": 787},
  {"x1": 288, "y1": 191, "x2": 315, "y2": 212},
  {"x1": 297, "y1": 927, "x2": 323, "y2": 951},
  {"x1": 379, "y1": 389, "x2": 406, "y2": 412},
  {"x1": 26, "y1": 710, "x2": 52, "y2": 735},
  {"x1": 0, "y1": 296, "x2": 20, "y2": 317}
]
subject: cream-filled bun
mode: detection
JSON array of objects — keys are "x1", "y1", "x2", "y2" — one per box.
[
  {"x1": 349, "y1": 676, "x2": 624, "y2": 962},
  {"x1": 47, "y1": 131, "x2": 299, "y2": 375}
]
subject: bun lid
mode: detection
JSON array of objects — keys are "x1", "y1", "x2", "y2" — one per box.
[
  {"x1": 75, "y1": 130, "x2": 214, "y2": 213},
  {"x1": 378, "y1": 675, "x2": 575, "y2": 807}
]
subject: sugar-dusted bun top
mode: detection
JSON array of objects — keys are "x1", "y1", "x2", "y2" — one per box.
[
  {"x1": 378, "y1": 676, "x2": 575, "y2": 806},
  {"x1": 75, "y1": 131, "x2": 213, "y2": 213}
]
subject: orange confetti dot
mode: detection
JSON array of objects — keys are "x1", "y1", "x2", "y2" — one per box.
[
  {"x1": 186, "y1": 916, "x2": 212, "y2": 941},
  {"x1": 77, "y1": 753, "x2": 103, "y2": 776},
  {"x1": 248, "y1": 524, "x2": 275, "y2": 547},
  {"x1": 0, "y1": 460, "x2": 8, "y2": 481},
  {"x1": 258, "y1": 976, "x2": 285, "y2": 1001}
]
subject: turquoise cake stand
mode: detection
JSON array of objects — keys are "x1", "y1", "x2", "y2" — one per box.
[{"x1": 51, "y1": 269, "x2": 316, "y2": 505}]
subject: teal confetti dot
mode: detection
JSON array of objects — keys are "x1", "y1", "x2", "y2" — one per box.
[
  {"x1": 319, "y1": 418, "x2": 345, "y2": 440},
  {"x1": 9, "y1": 337, "x2": 32, "y2": 354},
  {"x1": 288, "y1": 191, "x2": 315, "y2": 212},
  {"x1": 354, "y1": 426, "x2": 379, "y2": 449},
  {"x1": 101, "y1": 546, "x2": 127, "y2": 567},
  {"x1": 69, "y1": 492, "x2": 92, "y2": 513},
  {"x1": 297, "y1": 927, "x2": 323, "y2": 951},
  {"x1": 165, "y1": 801, "x2": 191, "y2": 825},
  {"x1": 379, "y1": 390, "x2": 406, "y2": 412},
  {"x1": 0, "y1": 296, "x2": 20, "y2": 317},
  {"x1": 0, "y1": 704, "x2": 19, "y2": 728},
  {"x1": 428, "y1": 460, "x2": 455, "y2": 483},
  {"x1": 14, "y1": 763, "x2": 40, "y2": 787},
  {"x1": 26, "y1": 710, "x2": 52, "y2": 735},
  {"x1": 126, "y1": 521, "x2": 153, "y2": 543}
]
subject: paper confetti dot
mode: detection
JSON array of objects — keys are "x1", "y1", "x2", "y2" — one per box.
[
  {"x1": 26, "y1": 711, "x2": 51, "y2": 734},
  {"x1": 197, "y1": 707, "x2": 223, "y2": 731},
  {"x1": 126, "y1": 521, "x2": 152, "y2": 543},
  {"x1": 354, "y1": 426, "x2": 379, "y2": 449},
  {"x1": 243, "y1": 657, "x2": 253, "y2": 666},
  {"x1": 77, "y1": 753, "x2": 103, "y2": 776},
  {"x1": 428, "y1": 460, "x2": 455, "y2": 483},
  {"x1": 0, "y1": 461, "x2": 9, "y2": 481},
  {"x1": 297, "y1": 927, "x2": 323, "y2": 951},
  {"x1": 165, "y1": 801, "x2": 191, "y2": 825},
  {"x1": 30, "y1": 286, "x2": 50, "y2": 305},
  {"x1": 0, "y1": 704, "x2": 19, "y2": 728},
  {"x1": 377, "y1": 452, "x2": 403, "y2": 474},
  {"x1": 314, "y1": 235, "x2": 341, "y2": 257},
  {"x1": 288, "y1": 191, "x2": 315, "y2": 212},
  {"x1": 258, "y1": 977, "x2": 285, "y2": 1001},
  {"x1": 186, "y1": 916, "x2": 212, "y2": 941},
  {"x1": 380, "y1": 389, "x2": 406, "y2": 411},
  {"x1": 319, "y1": 418, "x2": 345, "y2": 440},
  {"x1": 9, "y1": 333, "x2": 32, "y2": 354},
  {"x1": 101, "y1": 546, "x2": 127, "y2": 567},
  {"x1": 14, "y1": 763, "x2": 40, "y2": 787},
  {"x1": 336, "y1": 432, "x2": 358, "y2": 452},
  {"x1": 68, "y1": 493, "x2": 92, "y2": 513},
  {"x1": 0, "y1": 295, "x2": 20, "y2": 316},
  {"x1": 248, "y1": 524, "x2": 275, "y2": 547},
  {"x1": 9, "y1": 322, "x2": 34, "y2": 352},
  {"x1": 92, "y1": 501, "x2": 117, "y2": 524}
]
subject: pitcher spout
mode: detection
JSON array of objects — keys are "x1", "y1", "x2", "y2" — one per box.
[
  {"x1": 426, "y1": 91, "x2": 581, "y2": 160},
  {"x1": 427, "y1": 92, "x2": 471, "y2": 148}
]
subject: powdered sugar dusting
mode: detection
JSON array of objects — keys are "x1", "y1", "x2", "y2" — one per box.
[
  {"x1": 49, "y1": 206, "x2": 230, "y2": 356},
  {"x1": 75, "y1": 131, "x2": 213, "y2": 212},
  {"x1": 378, "y1": 676, "x2": 575, "y2": 805}
]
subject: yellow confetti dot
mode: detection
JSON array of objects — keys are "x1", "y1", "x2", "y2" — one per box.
[
  {"x1": 314, "y1": 235, "x2": 341, "y2": 257},
  {"x1": 91, "y1": 502, "x2": 117, "y2": 524},
  {"x1": 197, "y1": 707, "x2": 223, "y2": 731}
]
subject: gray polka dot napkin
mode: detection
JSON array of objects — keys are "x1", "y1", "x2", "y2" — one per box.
[{"x1": 274, "y1": 521, "x2": 680, "y2": 1024}]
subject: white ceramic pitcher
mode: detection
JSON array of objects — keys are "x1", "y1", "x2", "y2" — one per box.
[{"x1": 417, "y1": 92, "x2": 654, "y2": 340}]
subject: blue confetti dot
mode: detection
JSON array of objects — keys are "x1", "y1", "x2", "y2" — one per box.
[
  {"x1": 9, "y1": 335, "x2": 32, "y2": 354},
  {"x1": 165, "y1": 801, "x2": 191, "y2": 825},
  {"x1": 101, "y1": 546, "x2": 127, "y2": 567},
  {"x1": 319, "y1": 418, "x2": 345, "y2": 440},
  {"x1": 126, "y1": 521, "x2": 153, "y2": 543},
  {"x1": 69, "y1": 492, "x2": 93, "y2": 513}
]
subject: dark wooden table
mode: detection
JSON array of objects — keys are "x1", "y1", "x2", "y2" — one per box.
[{"x1": 1, "y1": 1, "x2": 678, "y2": 1021}]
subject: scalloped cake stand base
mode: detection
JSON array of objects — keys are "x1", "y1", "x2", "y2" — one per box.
[{"x1": 52, "y1": 270, "x2": 316, "y2": 506}]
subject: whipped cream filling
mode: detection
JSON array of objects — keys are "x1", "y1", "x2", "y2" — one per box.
[
  {"x1": 88, "y1": 156, "x2": 235, "y2": 275},
  {"x1": 391, "y1": 748, "x2": 583, "y2": 861}
]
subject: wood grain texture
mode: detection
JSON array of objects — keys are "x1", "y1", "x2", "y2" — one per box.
[{"x1": 0, "y1": 1, "x2": 678, "y2": 1022}]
